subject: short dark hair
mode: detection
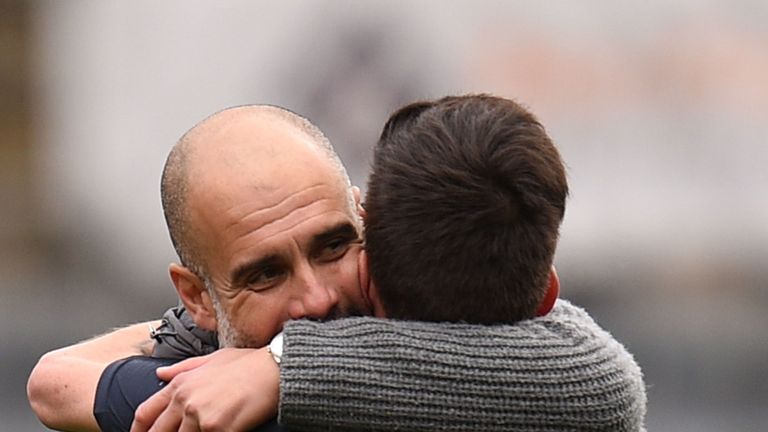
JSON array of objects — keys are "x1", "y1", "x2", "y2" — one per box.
[{"x1": 364, "y1": 94, "x2": 568, "y2": 324}]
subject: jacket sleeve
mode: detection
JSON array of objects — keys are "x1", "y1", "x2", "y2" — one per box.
[
  {"x1": 94, "y1": 356, "x2": 288, "y2": 432},
  {"x1": 277, "y1": 300, "x2": 647, "y2": 432},
  {"x1": 94, "y1": 356, "x2": 179, "y2": 432}
]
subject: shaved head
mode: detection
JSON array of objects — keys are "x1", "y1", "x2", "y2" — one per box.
[
  {"x1": 160, "y1": 104, "x2": 367, "y2": 346},
  {"x1": 161, "y1": 105, "x2": 354, "y2": 280}
]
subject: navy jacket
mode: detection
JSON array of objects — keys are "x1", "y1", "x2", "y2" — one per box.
[{"x1": 94, "y1": 356, "x2": 285, "y2": 432}]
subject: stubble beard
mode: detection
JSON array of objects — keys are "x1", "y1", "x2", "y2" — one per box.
[
  {"x1": 209, "y1": 291, "x2": 261, "y2": 349},
  {"x1": 209, "y1": 289, "x2": 370, "y2": 349}
]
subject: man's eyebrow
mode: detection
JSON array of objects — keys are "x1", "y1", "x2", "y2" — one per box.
[
  {"x1": 230, "y1": 254, "x2": 282, "y2": 288},
  {"x1": 310, "y1": 222, "x2": 361, "y2": 251}
]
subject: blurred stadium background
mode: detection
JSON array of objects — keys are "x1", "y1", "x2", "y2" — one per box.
[{"x1": 2, "y1": 1, "x2": 767, "y2": 431}]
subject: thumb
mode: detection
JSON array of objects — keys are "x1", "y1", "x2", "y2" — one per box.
[{"x1": 156, "y1": 354, "x2": 211, "y2": 381}]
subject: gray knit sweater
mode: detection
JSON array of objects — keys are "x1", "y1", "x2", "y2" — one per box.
[{"x1": 278, "y1": 299, "x2": 646, "y2": 432}]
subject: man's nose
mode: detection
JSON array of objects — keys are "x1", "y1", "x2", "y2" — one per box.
[{"x1": 288, "y1": 268, "x2": 339, "y2": 319}]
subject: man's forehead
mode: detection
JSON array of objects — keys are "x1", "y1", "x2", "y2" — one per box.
[
  {"x1": 226, "y1": 213, "x2": 360, "y2": 283},
  {"x1": 225, "y1": 182, "x2": 351, "y2": 231},
  {"x1": 191, "y1": 119, "x2": 318, "y2": 171},
  {"x1": 191, "y1": 175, "x2": 355, "y2": 261},
  {"x1": 239, "y1": 215, "x2": 358, "y2": 259},
  {"x1": 186, "y1": 118, "x2": 339, "y2": 202},
  {"x1": 179, "y1": 106, "x2": 355, "y2": 250}
]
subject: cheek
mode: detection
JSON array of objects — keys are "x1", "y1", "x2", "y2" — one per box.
[
  {"x1": 228, "y1": 293, "x2": 284, "y2": 345},
  {"x1": 334, "y1": 252, "x2": 367, "y2": 311}
]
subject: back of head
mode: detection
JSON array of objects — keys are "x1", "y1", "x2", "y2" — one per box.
[{"x1": 365, "y1": 94, "x2": 568, "y2": 324}]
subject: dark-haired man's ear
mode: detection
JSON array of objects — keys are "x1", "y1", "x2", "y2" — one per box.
[
  {"x1": 169, "y1": 263, "x2": 217, "y2": 331},
  {"x1": 351, "y1": 186, "x2": 367, "y2": 220},
  {"x1": 357, "y1": 250, "x2": 385, "y2": 317},
  {"x1": 536, "y1": 266, "x2": 560, "y2": 317}
]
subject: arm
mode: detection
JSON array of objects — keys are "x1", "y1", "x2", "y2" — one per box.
[
  {"x1": 278, "y1": 299, "x2": 647, "y2": 432},
  {"x1": 94, "y1": 356, "x2": 178, "y2": 432},
  {"x1": 99, "y1": 352, "x2": 284, "y2": 432},
  {"x1": 132, "y1": 348, "x2": 282, "y2": 432},
  {"x1": 131, "y1": 300, "x2": 646, "y2": 432},
  {"x1": 27, "y1": 320, "x2": 160, "y2": 431}
]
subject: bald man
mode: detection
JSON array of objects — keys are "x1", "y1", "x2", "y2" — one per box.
[
  {"x1": 30, "y1": 105, "x2": 371, "y2": 430},
  {"x1": 158, "y1": 105, "x2": 370, "y2": 349},
  {"x1": 29, "y1": 102, "x2": 646, "y2": 432}
]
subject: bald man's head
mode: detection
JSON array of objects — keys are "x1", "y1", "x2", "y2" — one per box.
[
  {"x1": 161, "y1": 105, "x2": 353, "y2": 279},
  {"x1": 161, "y1": 105, "x2": 368, "y2": 346}
]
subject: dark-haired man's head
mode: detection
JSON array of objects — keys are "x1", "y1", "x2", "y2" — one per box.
[{"x1": 364, "y1": 95, "x2": 568, "y2": 324}]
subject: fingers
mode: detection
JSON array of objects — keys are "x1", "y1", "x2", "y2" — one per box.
[
  {"x1": 178, "y1": 416, "x2": 201, "y2": 432},
  {"x1": 130, "y1": 384, "x2": 174, "y2": 432},
  {"x1": 156, "y1": 355, "x2": 211, "y2": 382},
  {"x1": 133, "y1": 349, "x2": 269, "y2": 431},
  {"x1": 145, "y1": 401, "x2": 183, "y2": 432}
]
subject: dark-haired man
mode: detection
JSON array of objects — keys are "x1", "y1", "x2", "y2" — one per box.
[
  {"x1": 363, "y1": 95, "x2": 566, "y2": 324},
  {"x1": 29, "y1": 97, "x2": 646, "y2": 432}
]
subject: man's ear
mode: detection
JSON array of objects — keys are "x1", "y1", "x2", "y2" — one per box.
[
  {"x1": 536, "y1": 266, "x2": 560, "y2": 317},
  {"x1": 358, "y1": 249, "x2": 386, "y2": 317},
  {"x1": 169, "y1": 263, "x2": 218, "y2": 331},
  {"x1": 351, "y1": 186, "x2": 367, "y2": 220}
]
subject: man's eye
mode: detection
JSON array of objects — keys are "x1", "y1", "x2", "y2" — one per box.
[
  {"x1": 319, "y1": 238, "x2": 351, "y2": 261},
  {"x1": 247, "y1": 267, "x2": 283, "y2": 290}
]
